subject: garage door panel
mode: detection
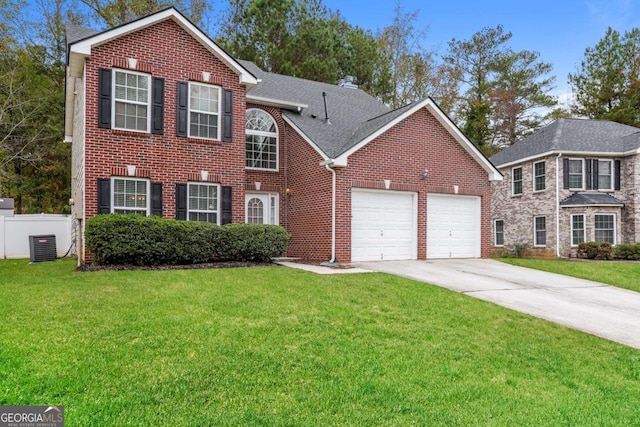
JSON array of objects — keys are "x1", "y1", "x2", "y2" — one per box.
[
  {"x1": 427, "y1": 194, "x2": 480, "y2": 259},
  {"x1": 352, "y1": 190, "x2": 416, "y2": 262}
]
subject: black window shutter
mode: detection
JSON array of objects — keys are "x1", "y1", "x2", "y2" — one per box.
[
  {"x1": 615, "y1": 160, "x2": 621, "y2": 190},
  {"x1": 98, "y1": 69, "x2": 111, "y2": 129},
  {"x1": 175, "y1": 183, "x2": 187, "y2": 220},
  {"x1": 222, "y1": 89, "x2": 233, "y2": 142},
  {"x1": 176, "y1": 82, "x2": 188, "y2": 137},
  {"x1": 151, "y1": 183, "x2": 163, "y2": 216},
  {"x1": 585, "y1": 159, "x2": 592, "y2": 190},
  {"x1": 151, "y1": 77, "x2": 164, "y2": 135},
  {"x1": 97, "y1": 178, "x2": 111, "y2": 214},
  {"x1": 221, "y1": 186, "x2": 232, "y2": 224},
  {"x1": 591, "y1": 159, "x2": 599, "y2": 190},
  {"x1": 562, "y1": 158, "x2": 570, "y2": 189}
]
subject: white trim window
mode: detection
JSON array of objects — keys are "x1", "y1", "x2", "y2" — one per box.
[
  {"x1": 512, "y1": 166, "x2": 523, "y2": 195},
  {"x1": 189, "y1": 82, "x2": 221, "y2": 140},
  {"x1": 113, "y1": 69, "x2": 151, "y2": 132},
  {"x1": 494, "y1": 220, "x2": 505, "y2": 246},
  {"x1": 111, "y1": 177, "x2": 149, "y2": 214},
  {"x1": 246, "y1": 109, "x2": 278, "y2": 170},
  {"x1": 597, "y1": 159, "x2": 613, "y2": 191},
  {"x1": 571, "y1": 214, "x2": 585, "y2": 246},
  {"x1": 533, "y1": 161, "x2": 545, "y2": 192},
  {"x1": 534, "y1": 216, "x2": 546, "y2": 247},
  {"x1": 245, "y1": 193, "x2": 279, "y2": 225},
  {"x1": 188, "y1": 183, "x2": 220, "y2": 223},
  {"x1": 568, "y1": 159, "x2": 584, "y2": 190},
  {"x1": 594, "y1": 214, "x2": 615, "y2": 244}
]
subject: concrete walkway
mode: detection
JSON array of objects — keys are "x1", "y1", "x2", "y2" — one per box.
[{"x1": 353, "y1": 259, "x2": 640, "y2": 350}]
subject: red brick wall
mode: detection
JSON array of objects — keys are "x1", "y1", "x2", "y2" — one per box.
[
  {"x1": 333, "y1": 107, "x2": 493, "y2": 262},
  {"x1": 83, "y1": 19, "x2": 247, "y2": 227},
  {"x1": 284, "y1": 125, "x2": 333, "y2": 260}
]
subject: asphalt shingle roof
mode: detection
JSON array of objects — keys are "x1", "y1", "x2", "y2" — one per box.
[
  {"x1": 65, "y1": 23, "x2": 99, "y2": 45},
  {"x1": 490, "y1": 118, "x2": 640, "y2": 167},
  {"x1": 560, "y1": 192, "x2": 625, "y2": 207},
  {"x1": 241, "y1": 60, "x2": 403, "y2": 158}
]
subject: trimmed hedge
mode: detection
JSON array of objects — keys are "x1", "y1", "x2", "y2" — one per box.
[
  {"x1": 85, "y1": 214, "x2": 289, "y2": 265},
  {"x1": 613, "y1": 243, "x2": 640, "y2": 260},
  {"x1": 577, "y1": 242, "x2": 613, "y2": 260}
]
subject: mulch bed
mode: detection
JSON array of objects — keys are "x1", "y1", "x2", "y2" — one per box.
[{"x1": 76, "y1": 261, "x2": 270, "y2": 272}]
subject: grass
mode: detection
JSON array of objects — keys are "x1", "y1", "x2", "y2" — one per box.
[
  {"x1": 499, "y1": 257, "x2": 640, "y2": 292},
  {"x1": 1, "y1": 258, "x2": 640, "y2": 426}
]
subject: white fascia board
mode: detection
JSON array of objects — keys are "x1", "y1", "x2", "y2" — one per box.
[
  {"x1": 247, "y1": 94, "x2": 307, "y2": 111},
  {"x1": 496, "y1": 150, "x2": 636, "y2": 169},
  {"x1": 68, "y1": 8, "x2": 258, "y2": 87},
  {"x1": 334, "y1": 98, "x2": 503, "y2": 181},
  {"x1": 64, "y1": 68, "x2": 77, "y2": 140},
  {"x1": 561, "y1": 203, "x2": 624, "y2": 208},
  {"x1": 282, "y1": 115, "x2": 331, "y2": 162}
]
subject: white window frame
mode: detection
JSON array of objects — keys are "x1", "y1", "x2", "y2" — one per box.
[
  {"x1": 571, "y1": 214, "x2": 585, "y2": 246},
  {"x1": 568, "y1": 158, "x2": 584, "y2": 190},
  {"x1": 597, "y1": 159, "x2": 613, "y2": 191},
  {"x1": 188, "y1": 82, "x2": 221, "y2": 140},
  {"x1": 534, "y1": 216, "x2": 546, "y2": 247},
  {"x1": 494, "y1": 219, "x2": 505, "y2": 247},
  {"x1": 187, "y1": 182, "x2": 220, "y2": 224},
  {"x1": 245, "y1": 108, "x2": 279, "y2": 171},
  {"x1": 111, "y1": 177, "x2": 150, "y2": 215},
  {"x1": 594, "y1": 213, "x2": 616, "y2": 244},
  {"x1": 533, "y1": 161, "x2": 545, "y2": 192},
  {"x1": 512, "y1": 166, "x2": 523, "y2": 196},
  {"x1": 112, "y1": 69, "x2": 151, "y2": 133},
  {"x1": 245, "y1": 192, "x2": 279, "y2": 225}
]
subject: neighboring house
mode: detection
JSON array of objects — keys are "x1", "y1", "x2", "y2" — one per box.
[
  {"x1": 490, "y1": 118, "x2": 640, "y2": 257},
  {"x1": 65, "y1": 8, "x2": 501, "y2": 265}
]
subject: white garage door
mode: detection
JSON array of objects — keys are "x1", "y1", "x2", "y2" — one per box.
[
  {"x1": 427, "y1": 194, "x2": 481, "y2": 259},
  {"x1": 352, "y1": 190, "x2": 417, "y2": 262}
]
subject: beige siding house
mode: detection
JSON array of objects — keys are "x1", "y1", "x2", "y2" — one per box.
[{"x1": 490, "y1": 118, "x2": 640, "y2": 257}]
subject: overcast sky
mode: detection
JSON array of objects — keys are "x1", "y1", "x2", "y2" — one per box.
[{"x1": 321, "y1": 0, "x2": 640, "y2": 106}]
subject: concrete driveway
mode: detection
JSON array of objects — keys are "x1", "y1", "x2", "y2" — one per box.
[{"x1": 353, "y1": 259, "x2": 640, "y2": 349}]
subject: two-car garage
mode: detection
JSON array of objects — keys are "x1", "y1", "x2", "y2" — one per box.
[{"x1": 351, "y1": 190, "x2": 481, "y2": 262}]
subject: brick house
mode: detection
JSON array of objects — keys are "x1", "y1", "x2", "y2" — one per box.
[
  {"x1": 490, "y1": 118, "x2": 640, "y2": 257},
  {"x1": 65, "y1": 8, "x2": 501, "y2": 265}
]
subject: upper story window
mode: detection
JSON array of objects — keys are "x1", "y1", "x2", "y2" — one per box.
[
  {"x1": 112, "y1": 177, "x2": 149, "y2": 215},
  {"x1": 113, "y1": 69, "x2": 151, "y2": 132},
  {"x1": 246, "y1": 109, "x2": 278, "y2": 170},
  {"x1": 512, "y1": 166, "x2": 523, "y2": 195},
  {"x1": 568, "y1": 159, "x2": 584, "y2": 190},
  {"x1": 597, "y1": 159, "x2": 613, "y2": 191},
  {"x1": 188, "y1": 182, "x2": 219, "y2": 223},
  {"x1": 189, "y1": 82, "x2": 220, "y2": 140},
  {"x1": 533, "y1": 161, "x2": 545, "y2": 192},
  {"x1": 98, "y1": 68, "x2": 163, "y2": 134}
]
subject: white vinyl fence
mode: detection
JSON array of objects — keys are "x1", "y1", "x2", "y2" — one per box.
[{"x1": 0, "y1": 214, "x2": 73, "y2": 259}]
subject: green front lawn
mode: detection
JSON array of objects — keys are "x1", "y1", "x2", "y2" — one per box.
[
  {"x1": 500, "y1": 258, "x2": 640, "y2": 292},
  {"x1": 1, "y1": 258, "x2": 639, "y2": 426}
]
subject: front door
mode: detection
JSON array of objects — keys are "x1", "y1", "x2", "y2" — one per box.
[{"x1": 245, "y1": 193, "x2": 279, "y2": 225}]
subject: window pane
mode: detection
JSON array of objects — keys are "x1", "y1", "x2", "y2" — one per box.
[
  {"x1": 495, "y1": 220, "x2": 504, "y2": 246},
  {"x1": 572, "y1": 215, "x2": 585, "y2": 245},
  {"x1": 245, "y1": 109, "x2": 278, "y2": 169},
  {"x1": 112, "y1": 178, "x2": 147, "y2": 214},
  {"x1": 187, "y1": 184, "x2": 218, "y2": 223},
  {"x1": 594, "y1": 214, "x2": 614, "y2": 244},
  {"x1": 247, "y1": 198, "x2": 264, "y2": 224},
  {"x1": 535, "y1": 217, "x2": 546, "y2": 246}
]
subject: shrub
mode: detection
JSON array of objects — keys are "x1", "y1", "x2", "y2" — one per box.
[
  {"x1": 85, "y1": 214, "x2": 289, "y2": 265},
  {"x1": 221, "y1": 223, "x2": 290, "y2": 262},
  {"x1": 577, "y1": 242, "x2": 613, "y2": 260},
  {"x1": 512, "y1": 243, "x2": 529, "y2": 258},
  {"x1": 613, "y1": 243, "x2": 640, "y2": 260}
]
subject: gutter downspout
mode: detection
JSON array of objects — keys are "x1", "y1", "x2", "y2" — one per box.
[
  {"x1": 555, "y1": 153, "x2": 562, "y2": 258},
  {"x1": 324, "y1": 164, "x2": 337, "y2": 264}
]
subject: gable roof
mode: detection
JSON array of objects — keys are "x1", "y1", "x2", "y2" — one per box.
[
  {"x1": 560, "y1": 192, "x2": 624, "y2": 207},
  {"x1": 244, "y1": 61, "x2": 501, "y2": 179},
  {"x1": 64, "y1": 7, "x2": 257, "y2": 141},
  {"x1": 490, "y1": 118, "x2": 640, "y2": 167}
]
